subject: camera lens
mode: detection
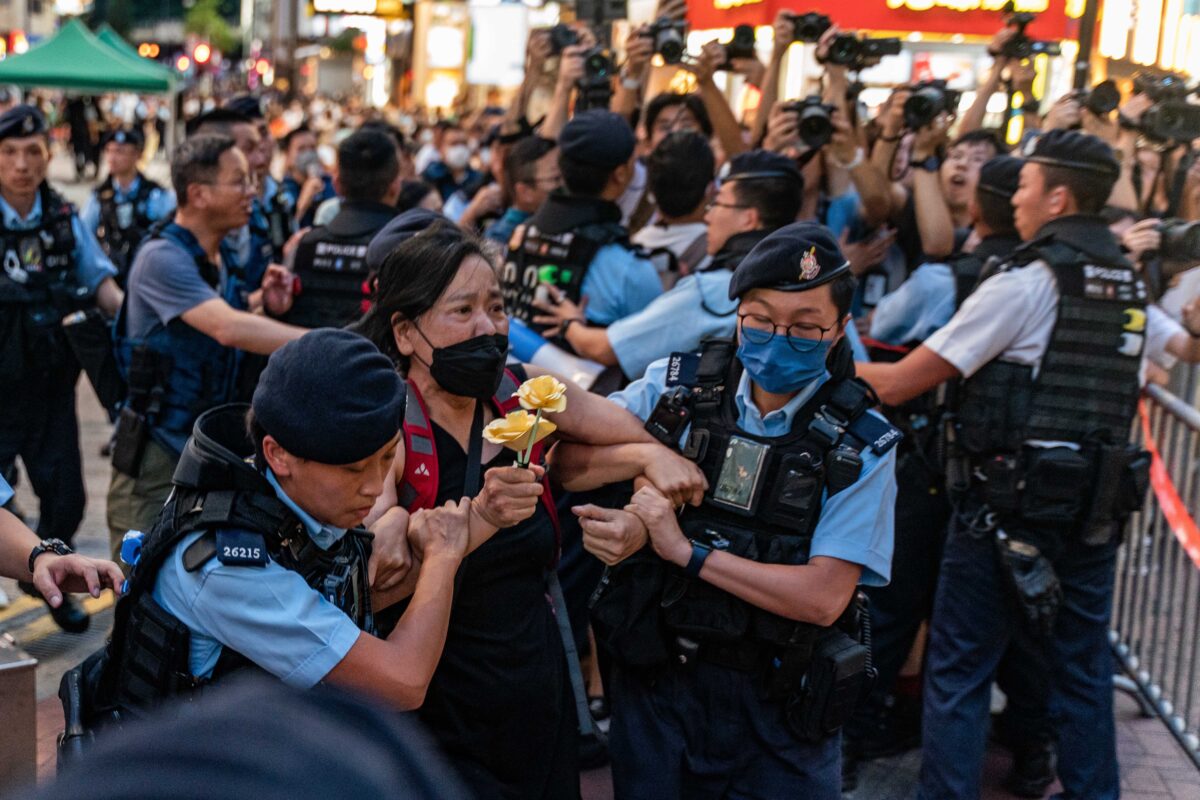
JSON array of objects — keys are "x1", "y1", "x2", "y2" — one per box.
[
  {"x1": 798, "y1": 104, "x2": 833, "y2": 149},
  {"x1": 828, "y1": 35, "x2": 859, "y2": 66}
]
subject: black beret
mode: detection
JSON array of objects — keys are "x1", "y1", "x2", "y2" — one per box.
[
  {"x1": 978, "y1": 155, "x2": 1023, "y2": 198},
  {"x1": 722, "y1": 149, "x2": 803, "y2": 186},
  {"x1": 367, "y1": 208, "x2": 444, "y2": 272},
  {"x1": 101, "y1": 126, "x2": 145, "y2": 149},
  {"x1": 225, "y1": 94, "x2": 265, "y2": 120},
  {"x1": 1027, "y1": 128, "x2": 1119, "y2": 178},
  {"x1": 558, "y1": 110, "x2": 635, "y2": 169},
  {"x1": 0, "y1": 104, "x2": 45, "y2": 141},
  {"x1": 729, "y1": 221, "x2": 850, "y2": 300},
  {"x1": 252, "y1": 329, "x2": 405, "y2": 465}
]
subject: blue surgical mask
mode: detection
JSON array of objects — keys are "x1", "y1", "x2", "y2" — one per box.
[{"x1": 737, "y1": 335, "x2": 830, "y2": 394}]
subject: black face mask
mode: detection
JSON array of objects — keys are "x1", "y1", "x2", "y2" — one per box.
[{"x1": 420, "y1": 330, "x2": 509, "y2": 399}]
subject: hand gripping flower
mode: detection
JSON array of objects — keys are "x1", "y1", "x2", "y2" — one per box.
[{"x1": 483, "y1": 375, "x2": 568, "y2": 467}]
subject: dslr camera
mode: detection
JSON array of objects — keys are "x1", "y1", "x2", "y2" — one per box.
[
  {"x1": 904, "y1": 80, "x2": 962, "y2": 130},
  {"x1": 1132, "y1": 72, "x2": 1200, "y2": 143},
  {"x1": 1157, "y1": 219, "x2": 1200, "y2": 263},
  {"x1": 1001, "y1": 10, "x2": 1062, "y2": 59},
  {"x1": 790, "y1": 12, "x2": 832, "y2": 44},
  {"x1": 575, "y1": 48, "x2": 615, "y2": 112},
  {"x1": 782, "y1": 96, "x2": 835, "y2": 149},
  {"x1": 646, "y1": 16, "x2": 687, "y2": 64},
  {"x1": 547, "y1": 23, "x2": 579, "y2": 56},
  {"x1": 717, "y1": 24, "x2": 756, "y2": 70},
  {"x1": 822, "y1": 33, "x2": 902, "y2": 70},
  {"x1": 1073, "y1": 80, "x2": 1121, "y2": 117}
]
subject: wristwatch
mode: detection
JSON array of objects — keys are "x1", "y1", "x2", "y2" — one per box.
[
  {"x1": 28, "y1": 538, "x2": 72, "y2": 574},
  {"x1": 910, "y1": 155, "x2": 941, "y2": 173},
  {"x1": 684, "y1": 540, "x2": 713, "y2": 578}
]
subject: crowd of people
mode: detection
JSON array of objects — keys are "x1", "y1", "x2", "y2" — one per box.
[{"x1": 2, "y1": 5, "x2": 1200, "y2": 799}]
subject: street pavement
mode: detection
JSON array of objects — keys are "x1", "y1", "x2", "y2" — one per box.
[{"x1": 5, "y1": 150, "x2": 1200, "y2": 799}]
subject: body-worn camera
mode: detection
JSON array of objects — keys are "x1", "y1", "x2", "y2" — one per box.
[
  {"x1": 575, "y1": 48, "x2": 615, "y2": 112},
  {"x1": 783, "y1": 96, "x2": 835, "y2": 149},
  {"x1": 547, "y1": 23, "x2": 579, "y2": 56},
  {"x1": 646, "y1": 16, "x2": 686, "y2": 64},
  {"x1": 823, "y1": 34, "x2": 902, "y2": 70},
  {"x1": 717, "y1": 24, "x2": 756, "y2": 70},
  {"x1": 790, "y1": 12, "x2": 832, "y2": 44},
  {"x1": 903, "y1": 80, "x2": 962, "y2": 130},
  {"x1": 1001, "y1": 11, "x2": 1062, "y2": 59}
]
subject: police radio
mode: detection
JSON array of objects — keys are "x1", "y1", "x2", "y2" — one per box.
[{"x1": 645, "y1": 386, "x2": 693, "y2": 449}]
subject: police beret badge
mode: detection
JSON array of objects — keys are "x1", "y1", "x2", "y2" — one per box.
[
  {"x1": 799, "y1": 247, "x2": 820, "y2": 281},
  {"x1": 21, "y1": 115, "x2": 33, "y2": 134}
]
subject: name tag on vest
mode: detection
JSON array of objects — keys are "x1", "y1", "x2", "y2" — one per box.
[{"x1": 215, "y1": 530, "x2": 269, "y2": 567}]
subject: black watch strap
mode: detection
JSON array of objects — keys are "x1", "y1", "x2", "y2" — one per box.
[
  {"x1": 910, "y1": 155, "x2": 941, "y2": 172},
  {"x1": 28, "y1": 538, "x2": 72, "y2": 574}
]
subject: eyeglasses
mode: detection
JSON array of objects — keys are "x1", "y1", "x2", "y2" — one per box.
[
  {"x1": 706, "y1": 200, "x2": 749, "y2": 212},
  {"x1": 737, "y1": 313, "x2": 835, "y2": 353}
]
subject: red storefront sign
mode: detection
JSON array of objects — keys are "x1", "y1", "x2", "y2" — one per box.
[{"x1": 685, "y1": 0, "x2": 1072, "y2": 39}]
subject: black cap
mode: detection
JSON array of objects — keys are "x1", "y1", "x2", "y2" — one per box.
[
  {"x1": 1027, "y1": 129, "x2": 1119, "y2": 178},
  {"x1": 366, "y1": 208, "x2": 443, "y2": 273},
  {"x1": 225, "y1": 94, "x2": 265, "y2": 120},
  {"x1": 101, "y1": 126, "x2": 145, "y2": 149},
  {"x1": 252, "y1": 329, "x2": 405, "y2": 465},
  {"x1": 186, "y1": 107, "x2": 251, "y2": 137},
  {"x1": 721, "y1": 149, "x2": 803, "y2": 187},
  {"x1": 977, "y1": 155, "x2": 1023, "y2": 198},
  {"x1": 558, "y1": 110, "x2": 635, "y2": 169},
  {"x1": 0, "y1": 104, "x2": 45, "y2": 141},
  {"x1": 729, "y1": 221, "x2": 850, "y2": 300}
]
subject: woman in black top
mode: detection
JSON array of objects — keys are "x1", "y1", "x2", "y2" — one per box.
[{"x1": 360, "y1": 222, "x2": 701, "y2": 799}]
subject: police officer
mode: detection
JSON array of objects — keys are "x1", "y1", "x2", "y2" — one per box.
[
  {"x1": 106, "y1": 134, "x2": 306, "y2": 562},
  {"x1": 224, "y1": 95, "x2": 294, "y2": 274},
  {"x1": 285, "y1": 127, "x2": 401, "y2": 329},
  {"x1": 534, "y1": 149, "x2": 805, "y2": 382},
  {"x1": 558, "y1": 222, "x2": 900, "y2": 798},
  {"x1": 280, "y1": 126, "x2": 337, "y2": 230},
  {"x1": 0, "y1": 104, "x2": 123, "y2": 632},
  {"x1": 502, "y1": 109, "x2": 661, "y2": 344},
  {"x1": 81, "y1": 126, "x2": 174, "y2": 286},
  {"x1": 858, "y1": 129, "x2": 1192, "y2": 799},
  {"x1": 64, "y1": 329, "x2": 491, "y2": 743}
]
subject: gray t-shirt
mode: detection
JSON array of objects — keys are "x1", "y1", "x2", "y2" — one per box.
[{"x1": 125, "y1": 237, "x2": 221, "y2": 339}]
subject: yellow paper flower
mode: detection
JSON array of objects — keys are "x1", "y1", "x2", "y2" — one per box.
[
  {"x1": 516, "y1": 375, "x2": 568, "y2": 413},
  {"x1": 482, "y1": 410, "x2": 558, "y2": 452}
]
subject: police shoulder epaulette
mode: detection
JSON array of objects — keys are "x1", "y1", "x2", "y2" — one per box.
[
  {"x1": 183, "y1": 529, "x2": 270, "y2": 571},
  {"x1": 664, "y1": 351, "x2": 702, "y2": 388},
  {"x1": 847, "y1": 410, "x2": 903, "y2": 456}
]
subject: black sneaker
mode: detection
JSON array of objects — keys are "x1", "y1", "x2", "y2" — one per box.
[
  {"x1": 1003, "y1": 739, "x2": 1056, "y2": 798},
  {"x1": 18, "y1": 581, "x2": 90, "y2": 634}
]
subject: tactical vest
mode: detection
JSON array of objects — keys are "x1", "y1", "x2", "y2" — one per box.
[
  {"x1": 500, "y1": 220, "x2": 627, "y2": 333},
  {"x1": 89, "y1": 404, "x2": 374, "y2": 722},
  {"x1": 592, "y1": 340, "x2": 901, "y2": 675},
  {"x1": 957, "y1": 239, "x2": 1146, "y2": 454},
  {"x1": 94, "y1": 174, "x2": 162, "y2": 282},
  {"x1": 287, "y1": 224, "x2": 373, "y2": 330},
  {"x1": 0, "y1": 185, "x2": 83, "y2": 387},
  {"x1": 114, "y1": 223, "x2": 245, "y2": 447}
]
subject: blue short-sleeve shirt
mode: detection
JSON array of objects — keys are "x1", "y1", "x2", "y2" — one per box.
[
  {"x1": 0, "y1": 474, "x2": 13, "y2": 507},
  {"x1": 0, "y1": 193, "x2": 117, "y2": 294},
  {"x1": 606, "y1": 269, "x2": 738, "y2": 381},
  {"x1": 578, "y1": 243, "x2": 662, "y2": 326},
  {"x1": 609, "y1": 358, "x2": 897, "y2": 585},
  {"x1": 869, "y1": 262, "x2": 956, "y2": 346},
  {"x1": 150, "y1": 470, "x2": 362, "y2": 688}
]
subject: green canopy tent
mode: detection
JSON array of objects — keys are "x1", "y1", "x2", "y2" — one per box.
[
  {"x1": 95, "y1": 23, "x2": 177, "y2": 85},
  {"x1": 0, "y1": 18, "x2": 175, "y2": 94}
]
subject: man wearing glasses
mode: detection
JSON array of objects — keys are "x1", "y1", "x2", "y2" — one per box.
[
  {"x1": 0, "y1": 104, "x2": 123, "y2": 632},
  {"x1": 556, "y1": 222, "x2": 899, "y2": 797},
  {"x1": 534, "y1": 150, "x2": 805, "y2": 383},
  {"x1": 107, "y1": 134, "x2": 306, "y2": 561}
]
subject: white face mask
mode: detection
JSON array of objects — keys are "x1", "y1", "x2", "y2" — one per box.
[
  {"x1": 445, "y1": 144, "x2": 472, "y2": 171},
  {"x1": 419, "y1": 129, "x2": 434, "y2": 145},
  {"x1": 479, "y1": 146, "x2": 493, "y2": 168}
]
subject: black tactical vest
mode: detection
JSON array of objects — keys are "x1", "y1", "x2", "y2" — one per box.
[
  {"x1": 288, "y1": 225, "x2": 374, "y2": 329},
  {"x1": 957, "y1": 237, "x2": 1146, "y2": 454},
  {"x1": 0, "y1": 185, "x2": 83, "y2": 387},
  {"x1": 91, "y1": 404, "x2": 374, "y2": 720},
  {"x1": 95, "y1": 174, "x2": 162, "y2": 282},
  {"x1": 592, "y1": 340, "x2": 901, "y2": 673}
]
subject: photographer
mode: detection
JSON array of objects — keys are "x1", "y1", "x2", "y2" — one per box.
[{"x1": 958, "y1": 26, "x2": 1040, "y2": 136}]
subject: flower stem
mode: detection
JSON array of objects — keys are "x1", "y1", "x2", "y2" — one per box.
[{"x1": 519, "y1": 409, "x2": 543, "y2": 467}]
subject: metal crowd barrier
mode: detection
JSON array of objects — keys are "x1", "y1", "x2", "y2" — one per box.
[{"x1": 1111, "y1": 382, "x2": 1200, "y2": 770}]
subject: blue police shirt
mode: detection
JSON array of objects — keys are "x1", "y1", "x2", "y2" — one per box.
[
  {"x1": 151, "y1": 469, "x2": 362, "y2": 687},
  {"x1": 0, "y1": 193, "x2": 117, "y2": 293},
  {"x1": 281, "y1": 174, "x2": 337, "y2": 230},
  {"x1": 578, "y1": 243, "x2": 662, "y2": 326},
  {"x1": 606, "y1": 269, "x2": 738, "y2": 380},
  {"x1": 485, "y1": 207, "x2": 531, "y2": 245},
  {"x1": 609, "y1": 358, "x2": 897, "y2": 585},
  {"x1": 869, "y1": 262, "x2": 956, "y2": 346},
  {"x1": 80, "y1": 176, "x2": 176, "y2": 236},
  {"x1": 0, "y1": 474, "x2": 12, "y2": 506}
]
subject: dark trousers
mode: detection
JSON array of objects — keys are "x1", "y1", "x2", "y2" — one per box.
[
  {"x1": 0, "y1": 380, "x2": 86, "y2": 544},
  {"x1": 609, "y1": 661, "x2": 841, "y2": 800},
  {"x1": 916, "y1": 511, "x2": 1120, "y2": 800}
]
